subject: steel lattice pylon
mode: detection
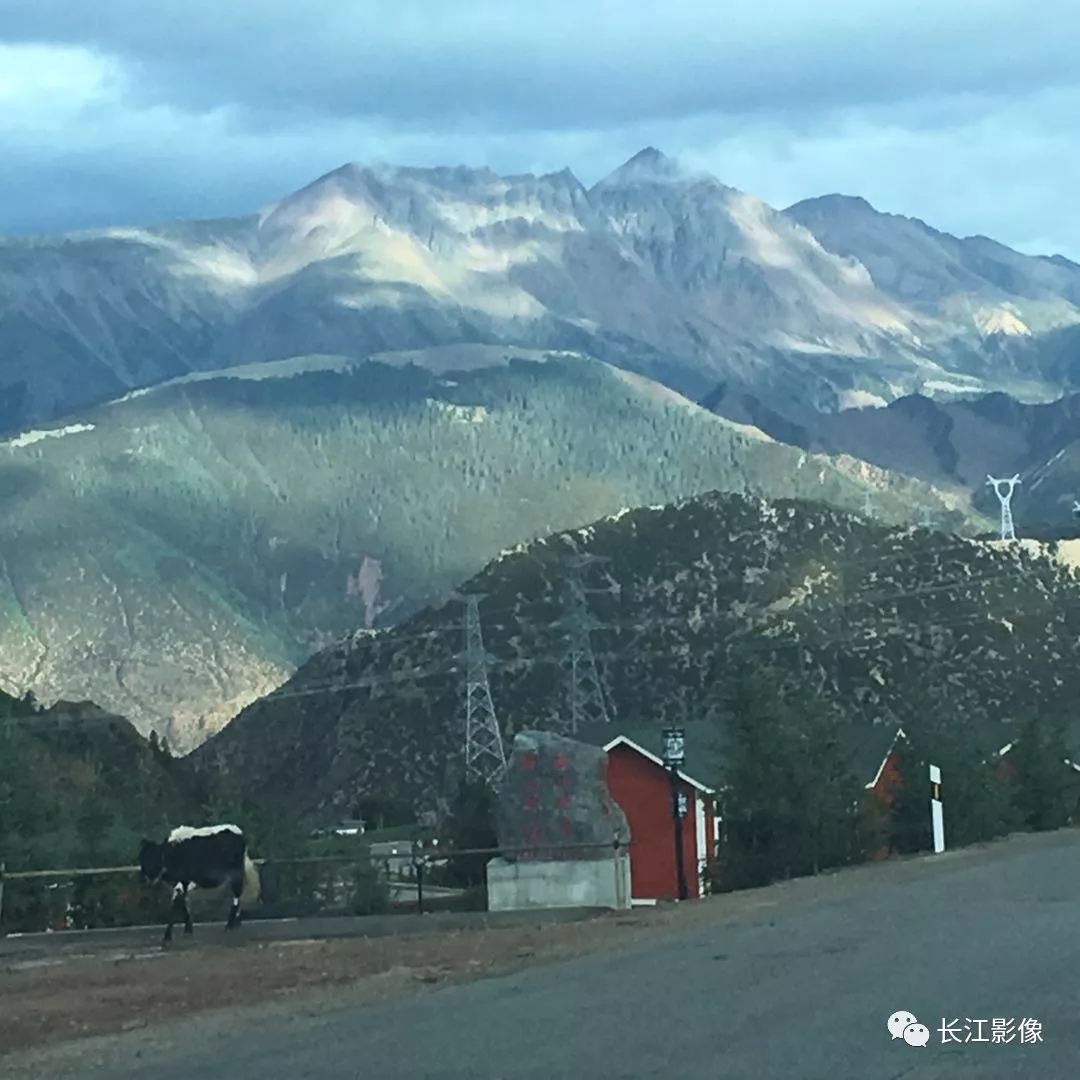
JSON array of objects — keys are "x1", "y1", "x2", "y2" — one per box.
[
  {"x1": 987, "y1": 474, "x2": 1021, "y2": 541},
  {"x1": 460, "y1": 593, "x2": 506, "y2": 785},
  {"x1": 557, "y1": 555, "x2": 613, "y2": 733}
]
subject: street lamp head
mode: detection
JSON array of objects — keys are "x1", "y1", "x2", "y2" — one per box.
[
  {"x1": 662, "y1": 726, "x2": 685, "y2": 767},
  {"x1": 662, "y1": 725, "x2": 689, "y2": 901}
]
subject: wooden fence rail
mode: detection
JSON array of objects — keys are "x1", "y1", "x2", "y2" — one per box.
[
  {"x1": 0, "y1": 840, "x2": 628, "y2": 931},
  {"x1": 0, "y1": 840, "x2": 626, "y2": 881}
]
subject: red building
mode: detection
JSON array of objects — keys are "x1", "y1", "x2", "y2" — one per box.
[
  {"x1": 865, "y1": 728, "x2": 906, "y2": 805},
  {"x1": 864, "y1": 727, "x2": 907, "y2": 860},
  {"x1": 603, "y1": 735, "x2": 718, "y2": 902}
]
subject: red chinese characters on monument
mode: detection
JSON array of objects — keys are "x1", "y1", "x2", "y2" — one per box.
[
  {"x1": 496, "y1": 731, "x2": 631, "y2": 862},
  {"x1": 520, "y1": 776, "x2": 540, "y2": 812}
]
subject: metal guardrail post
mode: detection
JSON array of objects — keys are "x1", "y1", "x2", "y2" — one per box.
[
  {"x1": 0, "y1": 861, "x2": 6, "y2": 935},
  {"x1": 611, "y1": 834, "x2": 625, "y2": 911}
]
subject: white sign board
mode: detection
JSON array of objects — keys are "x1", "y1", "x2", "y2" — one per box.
[{"x1": 929, "y1": 764, "x2": 945, "y2": 854}]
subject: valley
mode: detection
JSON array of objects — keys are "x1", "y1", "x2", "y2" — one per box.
[
  {"x1": 7, "y1": 13, "x2": 1080, "y2": 1076},
  {"x1": 0, "y1": 147, "x2": 1076, "y2": 822}
]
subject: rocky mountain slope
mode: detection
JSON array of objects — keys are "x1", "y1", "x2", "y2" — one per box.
[
  {"x1": 196, "y1": 491, "x2": 1080, "y2": 821},
  {"x1": 1022, "y1": 442, "x2": 1080, "y2": 530},
  {"x1": 4, "y1": 150, "x2": 1079, "y2": 435},
  {"x1": 0, "y1": 349, "x2": 963, "y2": 750},
  {"x1": 785, "y1": 194, "x2": 1080, "y2": 331},
  {"x1": 706, "y1": 385, "x2": 1080, "y2": 532}
]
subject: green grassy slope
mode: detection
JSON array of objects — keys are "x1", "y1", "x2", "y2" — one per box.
[{"x1": 0, "y1": 352, "x2": 975, "y2": 749}]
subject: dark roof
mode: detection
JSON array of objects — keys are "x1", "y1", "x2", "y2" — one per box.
[
  {"x1": 580, "y1": 716, "x2": 904, "y2": 789},
  {"x1": 575, "y1": 717, "x2": 723, "y2": 789},
  {"x1": 854, "y1": 722, "x2": 904, "y2": 787},
  {"x1": 577, "y1": 711, "x2": 1065, "y2": 792}
]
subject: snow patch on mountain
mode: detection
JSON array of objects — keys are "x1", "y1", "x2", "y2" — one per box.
[
  {"x1": 973, "y1": 306, "x2": 1031, "y2": 337},
  {"x1": 5, "y1": 423, "x2": 95, "y2": 449},
  {"x1": 838, "y1": 389, "x2": 889, "y2": 410},
  {"x1": 7, "y1": 148, "x2": 1080, "y2": 440},
  {"x1": 106, "y1": 356, "x2": 360, "y2": 407}
]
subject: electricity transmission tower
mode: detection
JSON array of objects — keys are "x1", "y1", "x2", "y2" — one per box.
[
  {"x1": 458, "y1": 593, "x2": 506, "y2": 785},
  {"x1": 986, "y1": 474, "x2": 1021, "y2": 541},
  {"x1": 557, "y1": 554, "x2": 614, "y2": 733},
  {"x1": 919, "y1": 505, "x2": 935, "y2": 529},
  {"x1": 862, "y1": 490, "x2": 874, "y2": 518}
]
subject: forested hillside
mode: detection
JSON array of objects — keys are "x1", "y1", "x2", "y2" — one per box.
[
  {"x1": 198, "y1": 490, "x2": 1080, "y2": 821},
  {"x1": 0, "y1": 693, "x2": 205, "y2": 873},
  {"x1": 0, "y1": 351, "x2": 967, "y2": 750}
]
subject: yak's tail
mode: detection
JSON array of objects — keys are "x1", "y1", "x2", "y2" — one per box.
[{"x1": 240, "y1": 853, "x2": 261, "y2": 906}]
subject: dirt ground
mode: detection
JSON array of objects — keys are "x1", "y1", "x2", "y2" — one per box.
[
  {"x1": 0, "y1": 909, "x2": 684, "y2": 1057},
  {"x1": 2, "y1": 833, "x2": 1030, "y2": 1061}
]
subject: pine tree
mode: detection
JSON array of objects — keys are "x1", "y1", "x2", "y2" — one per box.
[
  {"x1": 442, "y1": 778, "x2": 498, "y2": 887},
  {"x1": 75, "y1": 795, "x2": 115, "y2": 864},
  {"x1": 1008, "y1": 712, "x2": 1072, "y2": 831},
  {"x1": 798, "y1": 694, "x2": 865, "y2": 872},
  {"x1": 713, "y1": 662, "x2": 863, "y2": 890},
  {"x1": 887, "y1": 685, "x2": 1015, "y2": 854}
]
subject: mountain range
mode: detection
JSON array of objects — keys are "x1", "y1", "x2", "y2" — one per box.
[
  {"x1": 2, "y1": 147, "x2": 1078, "y2": 754},
  {"x1": 4, "y1": 148, "x2": 1080, "y2": 438},
  {"x1": 196, "y1": 490, "x2": 1080, "y2": 820}
]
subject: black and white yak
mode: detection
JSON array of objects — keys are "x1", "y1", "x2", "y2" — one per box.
[{"x1": 138, "y1": 824, "x2": 260, "y2": 946}]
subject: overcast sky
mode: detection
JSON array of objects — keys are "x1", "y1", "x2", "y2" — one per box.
[{"x1": 3, "y1": 0, "x2": 1079, "y2": 257}]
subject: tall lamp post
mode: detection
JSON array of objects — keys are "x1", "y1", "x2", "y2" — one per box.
[
  {"x1": 662, "y1": 725, "x2": 689, "y2": 901},
  {"x1": 412, "y1": 837, "x2": 426, "y2": 915}
]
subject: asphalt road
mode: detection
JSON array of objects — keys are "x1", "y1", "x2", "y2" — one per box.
[{"x1": 11, "y1": 830, "x2": 1080, "y2": 1078}]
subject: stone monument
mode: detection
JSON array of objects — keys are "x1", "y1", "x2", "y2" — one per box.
[{"x1": 487, "y1": 731, "x2": 632, "y2": 911}]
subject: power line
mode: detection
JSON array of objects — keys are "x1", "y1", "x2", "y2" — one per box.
[
  {"x1": 14, "y1": 581, "x2": 1072, "y2": 735},
  {"x1": 6, "y1": 534, "x2": 1076, "y2": 731},
  {"x1": 284, "y1": 529, "x2": 1026, "y2": 655},
  {"x1": 215, "y1": 581, "x2": 1080, "y2": 711},
  {"x1": 250, "y1": 558, "x2": 1064, "y2": 704}
]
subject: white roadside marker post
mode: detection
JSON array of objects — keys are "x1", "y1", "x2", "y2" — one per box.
[{"x1": 930, "y1": 764, "x2": 945, "y2": 853}]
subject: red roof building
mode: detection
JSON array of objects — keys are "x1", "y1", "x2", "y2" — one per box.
[
  {"x1": 865, "y1": 728, "x2": 906, "y2": 803},
  {"x1": 863, "y1": 727, "x2": 907, "y2": 860},
  {"x1": 603, "y1": 735, "x2": 718, "y2": 902}
]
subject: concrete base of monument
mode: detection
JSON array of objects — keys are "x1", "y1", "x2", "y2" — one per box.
[{"x1": 486, "y1": 855, "x2": 632, "y2": 912}]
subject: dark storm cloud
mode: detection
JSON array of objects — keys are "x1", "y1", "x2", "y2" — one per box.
[
  {"x1": 1, "y1": 0, "x2": 1079, "y2": 256},
  {"x1": 5, "y1": 0, "x2": 1078, "y2": 131}
]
